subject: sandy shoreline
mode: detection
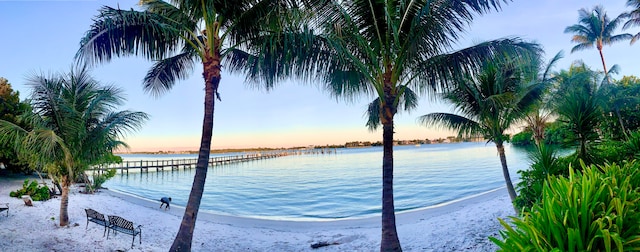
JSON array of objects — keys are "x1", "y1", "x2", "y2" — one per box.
[{"x1": 0, "y1": 174, "x2": 512, "y2": 251}]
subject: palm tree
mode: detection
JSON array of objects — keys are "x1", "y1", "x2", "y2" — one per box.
[
  {"x1": 76, "y1": 1, "x2": 301, "y2": 250},
  {"x1": 252, "y1": 1, "x2": 539, "y2": 250},
  {"x1": 418, "y1": 56, "x2": 545, "y2": 213},
  {"x1": 0, "y1": 66, "x2": 148, "y2": 226},
  {"x1": 522, "y1": 51, "x2": 563, "y2": 145},
  {"x1": 551, "y1": 63, "x2": 603, "y2": 163},
  {"x1": 622, "y1": 0, "x2": 640, "y2": 44},
  {"x1": 565, "y1": 5, "x2": 631, "y2": 74}
]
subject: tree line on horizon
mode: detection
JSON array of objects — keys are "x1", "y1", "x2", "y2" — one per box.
[{"x1": 1, "y1": 0, "x2": 640, "y2": 251}]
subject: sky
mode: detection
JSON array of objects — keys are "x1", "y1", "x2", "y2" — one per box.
[{"x1": 0, "y1": 0, "x2": 638, "y2": 152}]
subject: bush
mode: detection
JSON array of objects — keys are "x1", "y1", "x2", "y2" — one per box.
[
  {"x1": 492, "y1": 161, "x2": 640, "y2": 251},
  {"x1": 85, "y1": 169, "x2": 116, "y2": 193},
  {"x1": 514, "y1": 144, "x2": 572, "y2": 211},
  {"x1": 510, "y1": 131, "x2": 533, "y2": 146},
  {"x1": 9, "y1": 179, "x2": 51, "y2": 201}
]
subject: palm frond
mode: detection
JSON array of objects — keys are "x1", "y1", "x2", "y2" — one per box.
[
  {"x1": 144, "y1": 52, "x2": 197, "y2": 96},
  {"x1": 418, "y1": 112, "x2": 482, "y2": 138},
  {"x1": 410, "y1": 38, "x2": 540, "y2": 94},
  {"x1": 365, "y1": 97, "x2": 382, "y2": 131},
  {"x1": 76, "y1": 6, "x2": 185, "y2": 65}
]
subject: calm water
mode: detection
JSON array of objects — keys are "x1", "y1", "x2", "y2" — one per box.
[{"x1": 103, "y1": 142, "x2": 532, "y2": 220}]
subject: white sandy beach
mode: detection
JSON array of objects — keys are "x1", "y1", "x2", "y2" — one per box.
[{"x1": 0, "y1": 174, "x2": 513, "y2": 251}]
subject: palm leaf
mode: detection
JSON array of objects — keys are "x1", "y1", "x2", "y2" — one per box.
[
  {"x1": 418, "y1": 112, "x2": 482, "y2": 138},
  {"x1": 76, "y1": 6, "x2": 185, "y2": 65},
  {"x1": 144, "y1": 52, "x2": 197, "y2": 96}
]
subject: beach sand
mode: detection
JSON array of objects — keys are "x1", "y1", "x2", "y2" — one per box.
[{"x1": 0, "y1": 174, "x2": 513, "y2": 251}]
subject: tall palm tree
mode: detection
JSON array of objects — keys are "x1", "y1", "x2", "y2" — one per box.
[
  {"x1": 622, "y1": 0, "x2": 640, "y2": 44},
  {"x1": 565, "y1": 5, "x2": 631, "y2": 74},
  {"x1": 76, "y1": 1, "x2": 300, "y2": 250},
  {"x1": 242, "y1": 1, "x2": 539, "y2": 250},
  {"x1": 418, "y1": 56, "x2": 545, "y2": 213},
  {"x1": 0, "y1": 66, "x2": 148, "y2": 226}
]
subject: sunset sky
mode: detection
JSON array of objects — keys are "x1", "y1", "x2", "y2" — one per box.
[{"x1": 1, "y1": 0, "x2": 638, "y2": 151}]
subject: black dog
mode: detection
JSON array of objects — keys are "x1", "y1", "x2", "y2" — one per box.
[{"x1": 160, "y1": 197, "x2": 172, "y2": 210}]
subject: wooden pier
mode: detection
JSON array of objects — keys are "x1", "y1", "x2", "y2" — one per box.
[{"x1": 89, "y1": 148, "x2": 335, "y2": 175}]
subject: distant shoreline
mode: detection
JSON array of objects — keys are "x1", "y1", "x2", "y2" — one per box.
[{"x1": 114, "y1": 138, "x2": 484, "y2": 155}]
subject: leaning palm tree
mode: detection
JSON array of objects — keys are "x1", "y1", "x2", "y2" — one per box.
[
  {"x1": 565, "y1": 5, "x2": 631, "y2": 74},
  {"x1": 622, "y1": 0, "x2": 640, "y2": 44},
  {"x1": 76, "y1": 1, "x2": 301, "y2": 250},
  {"x1": 234, "y1": 1, "x2": 539, "y2": 250},
  {"x1": 418, "y1": 56, "x2": 545, "y2": 213},
  {"x1": 0, "y1": 66, "x2": 147, "y2": 227}
]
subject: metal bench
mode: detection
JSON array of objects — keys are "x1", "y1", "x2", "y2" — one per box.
[
  {"x1": 84, "y1": 208, "x2": 109, "y2": 236},
  {"x1": 107, "y1": 215, "x2": 142, "y2": 248},
  {"x1": 0, "y1": 203, "x2": 8, "y2": 217}
]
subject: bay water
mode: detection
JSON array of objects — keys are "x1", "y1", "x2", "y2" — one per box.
[{"x1": 103, "y1": 142, "x2": 532, "y2": 220}]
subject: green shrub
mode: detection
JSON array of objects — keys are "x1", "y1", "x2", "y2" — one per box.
[
  {"x1": 514, "y1": 144, "x2": 571, "y2": 211},
  {"x1": 85, "y1": 169, "x2": 116, "y2": 193},
  {"x1": 593, "y1": 140, "x2": 628, "y2": 164},
  {"x1": 511, "y1": 131, "x2": 533, "y2": 146},
  {"x1": 624, "y1": 130, "x2": 640, "y2": 159},
  {"x1": 9, "y1": 179, "x2": 51, "y2": 201},
  {"x1": 492, "y1": 161, "x2": 640, "y2": 251}
]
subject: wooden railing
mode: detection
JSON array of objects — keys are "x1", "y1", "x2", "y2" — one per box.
[{"x1": 88, "y1": 148, "x2": 335, "y2": 175}]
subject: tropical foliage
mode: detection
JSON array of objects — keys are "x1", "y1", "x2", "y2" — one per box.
[
  {"x1": 514, "y1": 143, "x2": 572, "y2": 210},
  {"x1": 419, "y1": 55, "x2": 543, "y2": 211},
  {"x1": 0, "y1": 66, "x2": 147, "y2": 226},
  {"x1": 0, "y1": 78, "x2": 30, "y2": 174},
  {"x1": 492, "y1": 162, "x2": 640, "y2": 251},
  {"x1": 77, "y1": 0, "x2": 304, "y2": 249},
  {"x1": 551, "y1": 63, "x2": 603, "y2": 163},
  {"x1": 9, "y1": 179, "x2": 51, "y2": 201}
]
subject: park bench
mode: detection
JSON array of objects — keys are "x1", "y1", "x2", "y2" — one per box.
[
  {"x1": 0, "y1": 203, "x2": 8, "y2": 217},
  {"x1": 107, "y1": 215, "x2": 142, "y2": 248},
  {"x1": 84, "y1": 208, "x2": 109, "y2": 236}
]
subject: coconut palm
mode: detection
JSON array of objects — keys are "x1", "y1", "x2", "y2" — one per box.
[
  {"x1": 565, "y1": 5, "x2": 631, "y2": 74},
  {"x1": 76, "y1": 1, "x2": 301, "y2": 250},
  {"x1": 0, "y1": 66, "x2": 148, "y2": 227},
  {"x1": 418, "y1": 56, "x2": 545, "y2": 212},
  {"x1": 622, "y1": 0, "x2": 640, "y2": 44},
  {"x1": 246, "y1": 1, "x2": 540, "y2": 250}
]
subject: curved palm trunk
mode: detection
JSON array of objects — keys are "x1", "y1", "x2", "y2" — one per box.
[
  {"x1": 59, "y1": 175, "x2": 70, "y2": 226},
  {"x1": 598, "y1": 48, "x2": 607, "y2": 75},
  {"x1": 495, "y1": 142, "x2": 518, "y2": 214},
  {"x1": 170, "y1": 40, "x2": 221, "y2": 251}
]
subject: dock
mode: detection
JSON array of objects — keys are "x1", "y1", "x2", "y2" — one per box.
[{"x1": 89, "y1": 148, "x2": 336, "y2": 175}]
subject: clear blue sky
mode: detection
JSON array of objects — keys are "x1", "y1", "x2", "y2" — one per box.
[{"x1": 1, "y1": 1, "x2": 638, "y2": 152}]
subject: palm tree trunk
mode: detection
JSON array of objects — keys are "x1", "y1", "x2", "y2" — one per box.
[
  {"x1": 614, "y1": 107, "x2": 629, "y2": 139},
  {"x1": 598, "y1": 48, "x2": 608, "y2": 75},
  {"x1": 380, "y1": 120, "x2": 401, "y2": 252},
  {"x1": 59, "y1": 175, "x2": 70, "y2": 226},
  {"x1": 170, "y1": 41, "x2": 221, "y2": 251},
  {"x1": 495, "y1": 142, "x2": 518, "y2": 214},
  {"x1": 380, "y1": 74, "x2": 401, "y2": 251}
]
